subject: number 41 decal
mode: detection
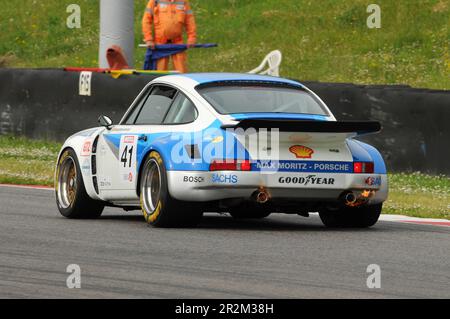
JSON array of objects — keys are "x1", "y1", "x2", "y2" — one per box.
[
  {"x1": 121, "y1": 145, "x2": 133, "y2": 168},
  {"x1": 119, "y1": 135, "x2": 138, "y2": 183}
]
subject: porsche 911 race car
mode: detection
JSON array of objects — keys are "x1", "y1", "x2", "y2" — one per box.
[{"x1": 56, "y1": 73, "x2": 388, "y2": 228}]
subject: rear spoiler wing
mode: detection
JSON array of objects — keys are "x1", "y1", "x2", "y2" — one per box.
[{"x1": 221, "y1": 119, "x2": 382, "y2": 135}]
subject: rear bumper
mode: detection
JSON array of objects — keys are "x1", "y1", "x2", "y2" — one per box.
[{"x1": 167, "y1": 171, "x2": 388, "y2": 204}]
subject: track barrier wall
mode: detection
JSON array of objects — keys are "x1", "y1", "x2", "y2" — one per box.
[{"x1": 0, "y1": 68, "x2": 448, "y2": 174}]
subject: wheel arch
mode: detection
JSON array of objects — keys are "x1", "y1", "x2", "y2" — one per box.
[
  {"x1": 136, "y1": 145, "x2": 171, "y2": 196},
  {"x1": 55, "y1": 146, "x2": 77, "y2": 190},
  {"x1": 56, "y1": 133, "x2": 102, "y2": 201}
]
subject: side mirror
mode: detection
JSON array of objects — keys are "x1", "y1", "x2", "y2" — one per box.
[{"x1": 98, "y1": 115, "x2": 113, "y2": 130}]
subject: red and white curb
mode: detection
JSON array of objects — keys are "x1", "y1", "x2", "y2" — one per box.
[
  {"x1": 380, "y1": 214, "x2": 450, "y2": 227},
  {"x1": 0, "y1": 184, "x2": 54, "y2": 191}
]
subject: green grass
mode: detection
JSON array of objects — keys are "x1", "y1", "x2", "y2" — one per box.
[
  {"x1": 0, "y1": 136, "x2": 59, "y2": 186},
  {"x1": 385, "y1": 173, "x2": 450, "y2": 219},
  {"x1": 0, "y1": 136, "x2": 448, "y2": 219},
  {"x1": 0, "y1": 0, "x2": 449, "y2": 89}
]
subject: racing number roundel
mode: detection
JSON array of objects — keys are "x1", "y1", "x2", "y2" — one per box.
[{"x1": 119, "y1": 135, "x2": 138, "y2": 183}]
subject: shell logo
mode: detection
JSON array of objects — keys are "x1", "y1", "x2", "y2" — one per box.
[{"x1": 289, "y1": 145, "x2": 314, "y2": 159}]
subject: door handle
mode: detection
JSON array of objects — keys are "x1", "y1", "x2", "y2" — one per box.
[{"x1": 138, "y1": 134, "x2": 148, "y2": 142}]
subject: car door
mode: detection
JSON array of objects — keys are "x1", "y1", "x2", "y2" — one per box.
[{"x1": 95, "y1": 84, "x2": 178, "y2": 202}]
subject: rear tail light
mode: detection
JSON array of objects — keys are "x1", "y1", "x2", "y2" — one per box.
[
  {"x1": 209, "y1": 160, "x2": 252, "y2": 171},
  {"x1": 353, "y1": 162, "x2": 374, "y2": 174},
  {"x1": 240, "y1": 160, "x2": 252, "y2": 171}
]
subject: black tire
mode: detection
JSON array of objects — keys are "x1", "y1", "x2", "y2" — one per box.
[
  {"x1": 319, "y1": 204, "x2": 382, "y2": 228},
  {"x1": 229, "y1": 202, "x2": 272, "y2": 219},
  {"x1": 140, "y1": 151, "x2": 203, "y2": 228},
  {"x1": 55, "y1": 148, "x2": 104, "y2": 219}
]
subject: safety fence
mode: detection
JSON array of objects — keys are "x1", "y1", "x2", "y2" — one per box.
[{"x1": 0, "y1": 68, "x2": 448, "y2": 174}]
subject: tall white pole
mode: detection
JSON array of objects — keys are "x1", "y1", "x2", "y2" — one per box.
[{"x1": 99, "y1": 0, "x2": 135, "y2": 68}]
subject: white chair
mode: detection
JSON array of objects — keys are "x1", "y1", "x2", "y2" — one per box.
[{"x1": 248, "y1": 50, "x2": 282, "y2": 77}]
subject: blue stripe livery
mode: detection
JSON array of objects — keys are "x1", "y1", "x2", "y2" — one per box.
[
  {"x1": 253, "y1": 160, "x2": 353, "y2": 173},
  {"x1": 104, "y1": 119, "x2": 386, "y2": 175}
]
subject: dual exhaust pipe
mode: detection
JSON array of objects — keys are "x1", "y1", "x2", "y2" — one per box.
[{"x1": 251, "y1": 188, "x2": 375, "y2": 207}]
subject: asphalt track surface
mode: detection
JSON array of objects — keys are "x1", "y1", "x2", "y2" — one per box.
[{"x1": 0, "y1": 186, "x2": 449, "y2": 299}]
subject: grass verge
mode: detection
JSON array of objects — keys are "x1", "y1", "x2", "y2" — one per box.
[
  {"x1": 0, "y1": 136, "x2": 448, "y2": 219},
  {"x1": 0, "y1": 136, "x2": 59, "y2": 186},
  {"x1": 385, "y1": 173, "x2": 450, "y2": 219}
]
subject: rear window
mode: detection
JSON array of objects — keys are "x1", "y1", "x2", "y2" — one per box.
[{"x1": 197, "y1": 84, "x2": 329, "y2": 116}]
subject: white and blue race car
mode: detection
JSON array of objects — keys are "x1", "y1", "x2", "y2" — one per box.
[{"x1": 56, "y1": 73, "x2": 388, "y2": 228}]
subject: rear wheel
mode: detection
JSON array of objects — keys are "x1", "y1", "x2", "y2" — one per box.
[
  {"x1": 140, "y1": 152, "x2": 203, "y2": 227},
  {"x1": 319, "y1": 204, "x2": 382, "y2": 228},
  {"x1": 56, "y1": 149, "x2": 104, "y2": 219}
]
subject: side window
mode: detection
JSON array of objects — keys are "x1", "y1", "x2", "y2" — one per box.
[
  {"x1": 134, "y1": 86, "x2": 177, "y2": 125},
  {"x1": 124, "y1": 87, "x2": 151, "y2": 125},
  {"x1": 163, "y1": 93, "x2": 198, "y2": 124}
]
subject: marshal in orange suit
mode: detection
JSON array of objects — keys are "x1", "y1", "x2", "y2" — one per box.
[{"x1": 142, "y1": 0, "x2": 197, "y2": 73}]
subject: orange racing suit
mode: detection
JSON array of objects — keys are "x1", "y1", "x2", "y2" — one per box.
[{"x1": 142, "y1": 0, "x2": 197, "y2": 73}]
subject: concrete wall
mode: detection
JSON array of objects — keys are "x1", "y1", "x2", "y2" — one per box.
[
  {"x1": 0, "y1": 69, "x2": 155, "y2": 141},
  {"x1": 0, "y1": 68, "x2": 448, "y2": 174}
]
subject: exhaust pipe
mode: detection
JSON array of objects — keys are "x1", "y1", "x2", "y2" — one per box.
[
  {"x1": 341, "y1": 190, "x2": 375, "y2": 207},
  {"x1": 344, "y1": 192, "x2": 357, "y2": 206},
  {"x1": 253, "y1": 187, "x2": 270, "y2": 204}
]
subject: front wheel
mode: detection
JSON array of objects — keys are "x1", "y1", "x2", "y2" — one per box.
[
  {"x1": 319, "y1": 204, "x2": 382, "y2": 228},
  {"x1": 55, "y1": 149, "x2": 104, "y2": 219},
  {"x1": 140, "y1": 152, "x2": 203, "y2": 227}
]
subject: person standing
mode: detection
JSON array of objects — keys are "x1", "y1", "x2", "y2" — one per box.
[{"x1": 142, "y1": 0, "x2": 197, "y2": 73}]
